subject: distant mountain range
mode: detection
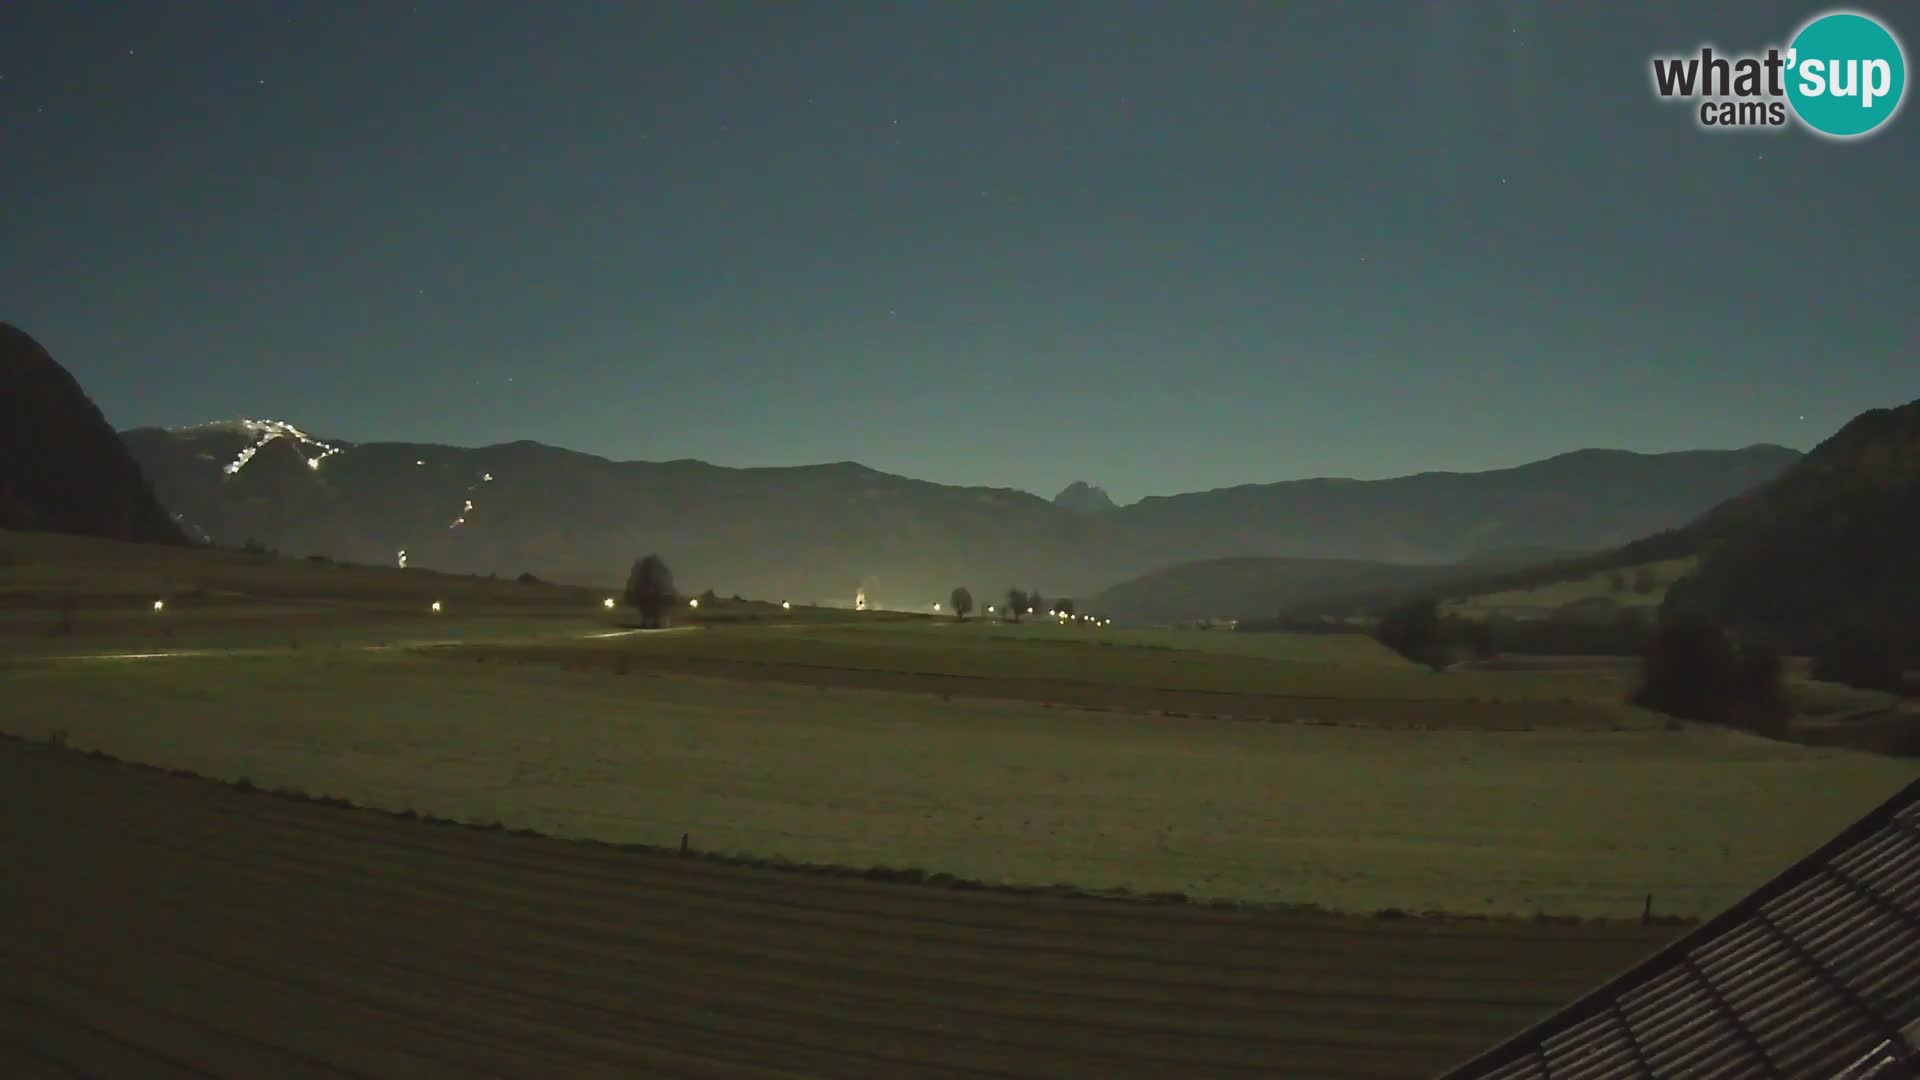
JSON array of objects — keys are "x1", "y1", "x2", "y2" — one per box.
[
  {"x1": 118, "y1": 414, "x2": 1799, "y2": 608},
  {"x1": 1222, "y1": 397, "x2": 1920, "y2": 645},
  {"x1": 0, "y1": 324, "x2": 181, "y2": 544}
]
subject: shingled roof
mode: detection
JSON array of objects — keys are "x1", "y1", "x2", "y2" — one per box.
[{"x1": 1441, "y1": 778, "x2": 1920, "y2": 1080}]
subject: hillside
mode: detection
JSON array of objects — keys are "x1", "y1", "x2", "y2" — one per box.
[
  {"x1": 1663, "y1": 398, "x2": 1920, "y2": 645},
  {"x1": 1275, "y1": 399, "x2": 1920, "y2": 646},
  {"x1": 122, "y1": 421, "x2": 1799, "y2": 605},
  {"x1": 0, "y1": 324, "x2": 182, "y2": 545},
  {"x1": 1114, "y1": 447, "x2": 1800, "y2": 571},
  {"x1": 1086, "y1": 556, "x2": 1455, "y2": 624}
]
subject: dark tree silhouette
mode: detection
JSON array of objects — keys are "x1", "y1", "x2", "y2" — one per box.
[
  {"x1": 1375, "y1": 596, "x2": 1446, "y2": 670},
  {"x1": 950, "y1": 586, "x2": 973, "y2": 622},
  {"x1": 624, "y1": 554, "x2": 676, "y2": 629},
  {"x1": 1813, "y1": 624, "x2": 1907, "y2": 692},
  {"x1": 1005, "y1": 588, "x2": 1028, "y2": 623},
  {"x1": 1029, "y1": 590, "x2": 1047, "y2": 616},
  {"x1": 1632, "y1": 617, "x2": 1791, "y2": 736},
  {"x1": 1634, "y1": 618, "x2": 1735, "y2": 725}
]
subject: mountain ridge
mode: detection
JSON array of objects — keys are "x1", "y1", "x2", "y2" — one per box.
[{"x1": 121, "y1": 415, "x2": 1802, "y2": 608}]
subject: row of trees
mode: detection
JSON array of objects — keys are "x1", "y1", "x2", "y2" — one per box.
[
  {"x1": 622, "y1": 558, "x2": 1093, "y2": 632},
  {"x1": 945, "y1": 587, "x2": 1085, "y2": 624}
]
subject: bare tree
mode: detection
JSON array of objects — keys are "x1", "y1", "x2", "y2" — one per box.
[{"x1": 950, "y1": 586, "x2": 974, "y2": 622}]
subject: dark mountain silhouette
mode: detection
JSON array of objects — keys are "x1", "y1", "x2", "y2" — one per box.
[
  {"x1": 0, "y1": 324, "x2": 181, "y2": 544},
  {"x1": 1052, "y1": 481, "x2": 1117, "y2": 513},
  {"x1": 122, "y1": 421, "x2": 1799, "y2": 606},
  {"x1": 1663, "y1": 398, "x2": 1920, "y2": 646}
]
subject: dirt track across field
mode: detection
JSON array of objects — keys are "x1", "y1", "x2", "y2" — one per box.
[{"x1": 0, "y1": 739, "x2": 1678, "y2": 1078}]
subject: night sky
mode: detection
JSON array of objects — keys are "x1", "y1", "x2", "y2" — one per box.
[{"x1": 3, "y1": 2, "x2": 1914, "y2": 503}]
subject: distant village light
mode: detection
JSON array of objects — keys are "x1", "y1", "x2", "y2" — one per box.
[
  {"x1": 603, "y1": 597, "x2": 616, "y2": 609},
  {"x1": 152, "y1": 599, "x2": 165, "y2": 612},
  {"x1": 782, "y1": 601, "x2": 791, "y2": 610},
  {"x1": 689, "y1": 598, "x2": 700, "y2": 608},
  {"x1": 430, "y1": 601, "x2": 442, "y2": 613},
  {"x1": 933, "y1": 602, "x2": 942, "y2": 612}
]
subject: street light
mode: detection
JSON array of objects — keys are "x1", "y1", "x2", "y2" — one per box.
[
  {"x1": 782, "y1": 600, "x2": 792, "y2": 610},
  {"x1": 603, "y1": 598, "x2": 616, "y2": 609},
  {"x1": 430, "y1": 601, "x2": 442, "y2": 613},
  {"x1": 688, "y1": 598, "x2": 700, "y2": 609},
  {"x1": 152, "y1": 600, "x2": 165, "y2": 613}
]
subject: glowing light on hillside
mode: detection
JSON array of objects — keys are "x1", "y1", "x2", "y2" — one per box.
[
  {"x1": 397, "y1": 549, "x2": 407, "y2": 568},
  {"x1": 430, "y1": 601, "x2": 442, "y2": 613},
  {"x1": 688, "y1": 598, "x2": 700, "y2": 609},
  {"x1": 482, "y1": 472, "x2": 493, "y2": 482},
  {"x1": 152, "y1": 600, "x2": 165, "y2": 612},
  {"x1": 603, "y1": 597, "x2": 616, "y2": 609},
  {"x1": 933, "y1": 602, "x2": 942, "y2": 612},
  {"x1": 782, "y1": 601, "x2": 791, "y2": 610},
  {"x1": 986, "y1": 605, "x2": 994, "y2": 613},
  {"x1": 216, "y1": 419, "x2": 341, "y2": 476},
  {"x1": 416, "y1": 460, "x2": 425, "y2": 466}
]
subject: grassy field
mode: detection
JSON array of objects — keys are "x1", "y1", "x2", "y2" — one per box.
[
  {"x1": 5, "y1": 532, "x2": 1918, "y2": 1075},
  {"x1": 7, "y1": 645, "x2": 1912, "y2": 919},
  {"x1": 1, "y1": 737, "x2": 1688, "y2": 1078},
  {"x1": 530, "y1": 619, "x2": 1643, "y2": 709}
]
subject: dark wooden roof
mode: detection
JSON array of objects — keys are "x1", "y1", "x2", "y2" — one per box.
[{"x1": 1441, "y1": 778, "x2": 1920, "y2": 1080}]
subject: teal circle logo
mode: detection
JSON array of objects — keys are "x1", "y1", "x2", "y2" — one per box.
[{"x1": 1786, "y1": 10, "x2": 1907, "y2": 138}]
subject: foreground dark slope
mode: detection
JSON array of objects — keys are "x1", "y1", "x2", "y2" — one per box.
[
  {"x1": 0, "y1": 324, "x2": 181, "y2": 544},
  {"x1": 1664, "y1": 397, "x2": 1920, "y2": 645},
  {"x1": 0, "y1": 737, "x2": 1676, "y2": 1079},
  {"x1": 123, "y1": 420, "x2": 1797, "y2": 604}
]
